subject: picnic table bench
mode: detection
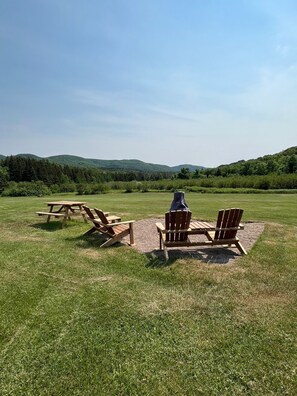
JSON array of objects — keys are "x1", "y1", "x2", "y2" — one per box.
[{"x1": 36, "y1": 201, "x2": 87, "y2": 227}]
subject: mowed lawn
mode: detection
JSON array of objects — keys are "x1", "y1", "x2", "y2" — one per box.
[{"x1": 0, "y1": 193, "x2": 296, "y2": 395}]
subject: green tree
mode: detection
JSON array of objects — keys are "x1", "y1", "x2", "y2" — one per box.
[
  {"x1": 266, "y1": 159, "x2": 277, "y2": 174},
  {"x1": 254, "y1": 162, "x2": 267, "y2": 175},
  {"x1": 177, "y1": 167, "x2": 190, "y2": 179},
  {"x1": 192, "y1": 169, "x2": 201, "y2": 178},
  {"x1": 0, "y1": 166, "x2": 9, "y2": 192},
  {"x1": 285, "y1": 155, "x2": 297, "y2": 173}
]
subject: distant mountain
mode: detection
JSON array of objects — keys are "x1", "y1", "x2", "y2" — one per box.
[
  {"x1": 0, "y1": 154, "x2": 204, "y2": 173},
  {"x1": 170, "y1": 164, "x2": 203, "y2": 172},
  {"x1": 1, "y1": 148, "x2": 295, "y2": 174},
  {"x1": 14, "y1": 153, "x2": 42, "y2": 160},
  {"x1": 0, "y1": 155, "x2": 5, "y2": 160},
  {"x1": 47, "y1": 155, "x2": 174, "y2": 172}
]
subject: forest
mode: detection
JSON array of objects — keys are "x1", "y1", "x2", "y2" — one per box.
[{"x1": 0, "y1": 148, "x2": 297, "y2": 196}]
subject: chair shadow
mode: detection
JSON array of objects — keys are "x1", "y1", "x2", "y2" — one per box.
[
  {"x1": 145, "y1": 247, "x2": 240, "y2": 268},
  {"x1": 66, "y1": 232, "x2": 126, "y2": 250}
]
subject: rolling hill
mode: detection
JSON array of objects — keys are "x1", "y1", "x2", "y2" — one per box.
[
  {"x1": 0, "y1": 154, "x2": 204, "y2": 173},
  {"x1": 2, "y1": 147, "x2": 295, "y2": 174},
  {"x1": 208, "y1": 146, "x2": 297, "y2": 175}
]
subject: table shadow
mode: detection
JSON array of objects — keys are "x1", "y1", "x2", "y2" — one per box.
[{"x1": 30, "y1": 222, "x2": 62, "y2": 232}]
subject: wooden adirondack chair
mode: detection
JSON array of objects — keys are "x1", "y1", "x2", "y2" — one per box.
[
  {"x1": 204, "y1": 208, "x2": 247, "y2": 255},
  {"x1": 83, "y1": 206, "x2": 121, "y2": 234},
  {"x1": 83, "y1": 205, "x2": 100, "y2": 235},
  {"x1": 156, "y1": 208, "x2": 247, "y2": 261},
  {"x1": 156, "y1": 211, "x2": 192, "y2": 261},
  {"x1": 83, "y1": 206, "x2": 135, "y2": 248}
]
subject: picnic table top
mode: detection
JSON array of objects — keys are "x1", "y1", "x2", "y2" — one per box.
[{"x1": 46, "y1": 201, "x2": 86, "y2": 206}]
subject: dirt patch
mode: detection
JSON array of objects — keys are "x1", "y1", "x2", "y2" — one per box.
[
  {"x1": 234, "y1": 291, "x2": 293, "y2": 324},
  {"x1": 124, "y1": 218, "x2": 265, "y2": 264},
  {"x1": 137, "y1": 288, "x2": 197, "y2": 316}
]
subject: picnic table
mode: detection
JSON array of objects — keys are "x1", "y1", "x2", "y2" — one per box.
[{"x1": 36, "y1": 201, "x2": 87, "y2": 227}]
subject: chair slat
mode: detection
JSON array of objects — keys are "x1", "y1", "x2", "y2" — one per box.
[
  {"x1": 214, "y1": 209, "x2": 224, "y2": 239},
  {"x1": 165, "y1": 211, "x2": 191, "y2": 243},
  {"x1": 214, "y1": 208, "x2": 243, "y2": 240},
  {"x1": 94, "y1": 208, "x2": 116, "y2": 235}
]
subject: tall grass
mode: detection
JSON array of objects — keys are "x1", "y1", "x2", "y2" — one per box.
[{"x1": 105, "y1": 173, "x2": 297, "y2": 192}]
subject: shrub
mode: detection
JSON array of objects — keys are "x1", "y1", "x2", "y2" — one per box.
[
  {"x1": 2, "y1": 181, "x2": 51, "y2": 197},
  {"x1": 58, "y1": 182, "x2": 77, "y2": 193},
  {"x1": 89, "y1": 183, "x2": 109, "y2": 194},
  {"x1": 49, "y1": 184, "x2": 60, "y2": 194},
  {"x1": 76, "y1": 183, "x2": 110, "y2": 195}
]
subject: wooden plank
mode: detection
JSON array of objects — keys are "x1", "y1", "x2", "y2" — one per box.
[
  {"x1": 167, "y1": 211, "x2": 175, "y2": 242},
  {"x1": 36, "y1": 212, "x2": 64, "y2": 217},
  {"x1": 214, "y1": 209, "x2": 224, "y2": 240},
  {"x1": 106, "y1": 215, "x2": 121, "y2": 223},
  {"x1": 176, "y1": 211, "x2": 183, "y2": 242},
  {"x1": 165, "y1": 211, "x2": 191, "y2": 242},
  {"x1": 215, "y1": 209, "x2": 229, "y2": 240},
  {"x1": 47, "y1": 201, "x2": 86, "y2": 206},
  {"x1": 225, "y1": 208, "x2": 238, "y2": 239},
  {"x1": 190, "y1": 221, "x2": 213, "y2": 230}
]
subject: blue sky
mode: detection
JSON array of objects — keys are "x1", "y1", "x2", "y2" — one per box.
[{"x1": 0, "y1": 0, "x2": 296, "y2": 167}]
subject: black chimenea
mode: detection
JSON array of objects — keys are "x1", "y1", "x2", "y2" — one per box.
[{"x1": 169, "y1": 191, "x2": 189, "y2": 211}]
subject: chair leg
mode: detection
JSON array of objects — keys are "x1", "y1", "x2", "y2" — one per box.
[
  {"x1": 235, "y1": 241, "x2": 247, "y2": 255},
  {"x1": 129, "y1": 223, "x2": 135, "y2": 246},
  {"x1": 100, "y1": 230, "x2": 129, "y2": 248},
  {"x1": 84, "y1": 226, "x2": 97, "y2": 236},
  {"x1": 159, "y1": 232, "x2": 162, "y2": 249},
  {"x1": 164, "y1": 246, "x2": 169, "y2": 261},
  {"x1": 100, "y1": 235, "x2": 120, "y2": 248}
]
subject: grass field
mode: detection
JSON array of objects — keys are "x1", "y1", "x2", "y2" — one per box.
[{"x1": 0, "y1": 192, "x2": 296, "y2": 395}]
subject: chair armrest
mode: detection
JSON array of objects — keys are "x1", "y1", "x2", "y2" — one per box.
[
  {"x1": 104, "y1": 220, "x2": 135, "y2": 227},
  {"x1": 156, "y1": 222, "x2": 165, "y2": 231},
  {"x1": 213, "y1": 225, "x2": 244, "y2": 232},
  {"x1": 155, "y1": 224, "x2": 191, "y2": 234},
  {"x1": 91, "y1": 219, "x2": 134, "y2": 227},
  {"x1": 164, "y1": 228, "x2": 191, "y2": 233}
]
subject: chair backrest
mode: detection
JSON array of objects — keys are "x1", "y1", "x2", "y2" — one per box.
[
  {"x1": 165, "y1": 211, "x2": 192, "y2": 242},
  {"x1": 83, "y1": 205, "x2": 96, "y2": 220},
  {"x1": 93, "y1": 208, "x2": 115, "y2": 235},
  {"x1": 214, "y1": 208, "x2": 243, "y2": 240}
]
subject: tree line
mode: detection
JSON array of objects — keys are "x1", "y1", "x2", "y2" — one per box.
[
  {"x1": 1, "y1": 149, "x2": 297, "y2": 196},
  {"x1": 0, "y1": 155, "x2": 172, "y2": 193}
]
